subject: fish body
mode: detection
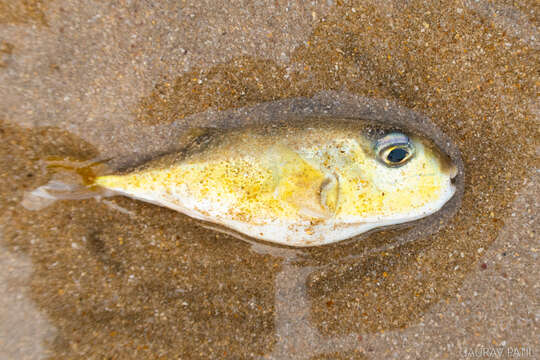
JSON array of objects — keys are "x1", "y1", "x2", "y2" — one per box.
[{"x1": 95, "y1": 119, "x2": 456, "y2": 246}]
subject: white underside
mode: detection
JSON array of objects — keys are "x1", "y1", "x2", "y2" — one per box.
[{"x1": 106, "y1": 182, "x2": 456, "y2": 247}]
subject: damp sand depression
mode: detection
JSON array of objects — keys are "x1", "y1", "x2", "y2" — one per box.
[{"x1": 0, "y1": 1, "x2": 538, "y2": 359}]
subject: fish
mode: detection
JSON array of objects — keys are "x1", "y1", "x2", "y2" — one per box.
[{"x1": 94, "y1": 118, "x2": 457, "y2": 247}]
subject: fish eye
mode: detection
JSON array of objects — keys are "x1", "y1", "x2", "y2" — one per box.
[
  {"x1": 382, "y1": 145, "x2": 413, "y2": 165},
  {"x1": 375, "y1": 133, "x2": 415, "y2": 167}
]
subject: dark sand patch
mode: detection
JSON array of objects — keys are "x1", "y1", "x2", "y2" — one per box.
[{"x1": 0, "y1": 0, "x2": 47, "y2": 25}]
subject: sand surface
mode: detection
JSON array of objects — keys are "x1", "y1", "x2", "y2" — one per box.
[{"x1": 0, "y1": 1, "x2": 538, "y2": 359}]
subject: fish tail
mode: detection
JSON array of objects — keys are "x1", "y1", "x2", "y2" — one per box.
[{"x1": 21, "y1": 157, "x2": 115, "y2": 211}]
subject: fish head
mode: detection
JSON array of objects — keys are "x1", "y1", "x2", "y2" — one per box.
[{"x1": 335, "y1": 131, "x2": 457, "y2": 224}]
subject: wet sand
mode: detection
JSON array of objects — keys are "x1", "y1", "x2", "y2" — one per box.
[{"x1": 0, "y1": 0, "x2": 538, "y2": 359}]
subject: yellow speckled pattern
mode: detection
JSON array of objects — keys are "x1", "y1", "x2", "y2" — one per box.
[{"x1": 94, "y1": 125, "x2": 454, "y2": 245}]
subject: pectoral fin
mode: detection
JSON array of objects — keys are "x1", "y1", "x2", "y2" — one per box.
[
  {"x1": 320, "y1": 173, "x2": 339, "y2": 215},
  {"x1": 282, "y1": 175, "x2": 330, "y2": 220},
  {"x1": 276, "y1": 155, "x2": 341, "y2": 219},
  {"x1": 286, "y1": 173, "x2": 339, "y2": 220}
]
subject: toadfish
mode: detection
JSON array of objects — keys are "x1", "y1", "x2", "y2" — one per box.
[{"x1": 95, "y1": 118, "x2": 457, "y2": 247}]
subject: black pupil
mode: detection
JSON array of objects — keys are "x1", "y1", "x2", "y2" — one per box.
[{"x1": 387, "y1": 148, "x2": 408, "y2": 163}]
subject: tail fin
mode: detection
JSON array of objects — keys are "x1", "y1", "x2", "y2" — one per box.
[{"x1": 21, "y1": 157, "x2": 115, "y2": 211}]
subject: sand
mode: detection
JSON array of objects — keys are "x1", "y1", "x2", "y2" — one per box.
[{"x1": 0, "y1": 0, "x2": 538, "y2": 359}]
